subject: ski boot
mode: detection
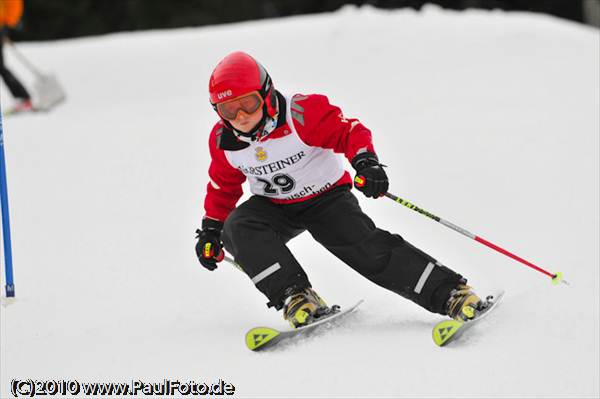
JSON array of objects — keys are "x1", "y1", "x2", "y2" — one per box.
[
  {"x1": 282, "y1": 287, "x2": 333, "y2": 328},
  {"x1": 445, "y1": 283, "x2": 483, "y2": 322}
]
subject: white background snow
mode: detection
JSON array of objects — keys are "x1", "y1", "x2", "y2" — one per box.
[{"x1": 1, "y1": 5, "x2": 598, "y2": 398}]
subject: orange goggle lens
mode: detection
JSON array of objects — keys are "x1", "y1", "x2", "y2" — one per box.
[{"x1": 216, "y1": 91, "x2": 264, "y2": 121}]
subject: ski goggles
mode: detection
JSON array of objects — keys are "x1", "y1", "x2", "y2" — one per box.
[{"x1": 216, "y1": 91, "x2": 264, "y2": 121}]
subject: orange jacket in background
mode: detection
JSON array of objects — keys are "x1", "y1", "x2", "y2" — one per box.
[{"x1": 0, "y1": 0, "x2": 24, "y2": 28}]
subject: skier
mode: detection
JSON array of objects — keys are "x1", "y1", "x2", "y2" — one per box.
[
  {"x1": 0, "y1": 0, "x2": 32, "y2": 112},
  {"x1": 195, "y1": 51, "x2": 482, "y2": 328}
]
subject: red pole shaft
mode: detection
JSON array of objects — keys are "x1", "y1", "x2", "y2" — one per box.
[
  {"x1": 474, "y1": 236, "x2": 555, "y2": 278},
  {"x1": 384, "y1": 192, "x2": 559, "y2": 280}
]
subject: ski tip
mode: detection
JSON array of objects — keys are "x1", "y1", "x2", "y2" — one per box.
[
  {"x1": 432, "y1": 319, "x2": 463, "y2": 347},
  {"x1": 551, "y1": 272, "x2": 569, "y2": 286},
  {"x1": 245, "y1": 327, "x2": 280, "y2": 351}
]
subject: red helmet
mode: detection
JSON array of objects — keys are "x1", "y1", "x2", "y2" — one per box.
[{"x1": 209, "y1": 52, "x2": 277, "y2": 119}]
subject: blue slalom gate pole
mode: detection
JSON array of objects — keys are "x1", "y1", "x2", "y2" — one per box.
[{"x1": 0, "y1": 110, "x2": 15, "y2": 297}]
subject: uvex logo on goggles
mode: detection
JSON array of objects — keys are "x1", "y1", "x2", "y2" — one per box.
[{"x1": 217, "y1": 91, "x2": 263, "y2": 121}]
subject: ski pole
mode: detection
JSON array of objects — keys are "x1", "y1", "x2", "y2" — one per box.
[
  {"x1": 223, "y1": 254, "x2": 245, "y2": 273},
  {"x1": 0, "y1": 107, "x2": 15, "y2": 297},
  {"x1": 6, "y1": 38, "x2": 45, "y2": 79},
  {"x1": 383, "y1": 192, "x2": 568, "y2": 286}
]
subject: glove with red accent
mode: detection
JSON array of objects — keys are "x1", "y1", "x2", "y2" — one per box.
[
  {"x1": 195, "y1": 218, "x2": 225, "y2": 271},
  {"x1": 351, "y1": 152, "x2": 389, "y2": 199}
]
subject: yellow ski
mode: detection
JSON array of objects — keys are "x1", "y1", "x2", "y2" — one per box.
[
  {"x1": 245, "y1": 327, "x2": 281, "y2": 351},
  {"x1": 245, "y1": 300, "x2": 363, "y2": 351},
  {"x1": 432, "y1": 291, "x2": 505, "y2": 347},
  {"x1": 432, "y1": 319, "x2": 464, "y2": 346}
]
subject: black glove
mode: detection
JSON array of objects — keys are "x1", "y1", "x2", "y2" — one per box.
[
  {"x1": 351, "y1": 152, "x2": 389, "y2": 199},
  {"x1": 195, "y1": 218, "x2": 225, "y2": 271}
]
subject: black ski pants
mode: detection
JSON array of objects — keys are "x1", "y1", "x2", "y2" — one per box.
[
  {"x1": 0, "y1": 38, "x2": 31, "y2": 100},
  {"x1": 222, "y1": 185, "x2": 464, "y2": 315}
]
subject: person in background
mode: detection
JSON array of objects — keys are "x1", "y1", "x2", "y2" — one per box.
[{"x1": 0, "y1": 0, "x2": 32, "y2": 112}]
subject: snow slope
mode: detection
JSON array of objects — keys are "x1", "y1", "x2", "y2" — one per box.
[{"x1": 1, "y1": 5, "x2": 598, "y2": 398}]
